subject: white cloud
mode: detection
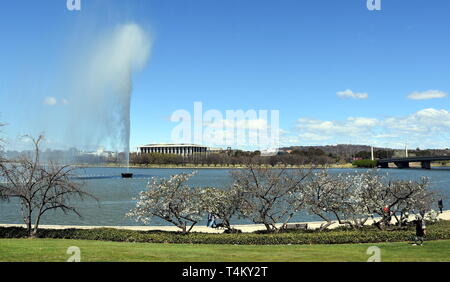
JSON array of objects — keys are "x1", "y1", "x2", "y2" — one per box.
[
  {"x1": 298, "y1": 132, "x2": 331, "y2": 141},
  {"x1": 336, "y1": 89, "x2": 369, "y2": 100},
  {"x1": 294, "y1": 108, "x2": 450, "y2": 148},
  {"x1": 407, "y1": 90, "x2": 447, "y2": 100},
  {"x1": 297, "y1": 117, "x2": 378, "y2": 136},
  {"x1": 43, "y1": 97, "x2": 57, "y2": 106},
  {"x1": 42, "y1": 97, "x2": 70, "y2": 106},
  {"x1": 383, "y1": 108, "x2": 450, "y2": 133},
  {"x1": 199, "y1": 118, "x2": 281, "y2": 151},
  {"x1": 204, "y1": 118, "x2": 269, "y2": 130},
  {"x1": 373, "y1": 134, "x2": 399, "y2": 139},
  {"x1": 347, "y1": 117, "x2": 378, "y2": 127}
]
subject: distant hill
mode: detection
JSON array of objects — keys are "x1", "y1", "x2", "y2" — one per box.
[
  {"x1": 280, "y1": 144, "x2": 391, "y2": 156},
  {"x1": 280, "y1": 144, "x2": 450, "y2": 159}
]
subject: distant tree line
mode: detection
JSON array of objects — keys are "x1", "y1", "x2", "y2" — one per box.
[
  {"x1": 131, "y1": 145, "x2": 450, "y2": 167},
  {"x1": 354, "y1": 150, "x2": 394, "y2": 160},
  {"x1": 130, "y1": 148, "x2": 338, "y2": 166}
]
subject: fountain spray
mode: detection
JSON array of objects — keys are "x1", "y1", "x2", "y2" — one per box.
[{"x1": 64, "y1": 23, "x2": 152, "y2": 171}]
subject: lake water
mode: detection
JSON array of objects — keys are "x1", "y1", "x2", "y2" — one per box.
[{"x1": 0, "y1": 167, "x2": 449, "y2": 226}]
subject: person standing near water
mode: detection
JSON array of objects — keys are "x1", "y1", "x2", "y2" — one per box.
[{"x1": 438, "y1": 199, "x2": 443, "y2": 214}]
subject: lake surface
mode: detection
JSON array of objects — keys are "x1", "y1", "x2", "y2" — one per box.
[{"x1": 0, "y1": 167, "x2": 449, "y2": 226}]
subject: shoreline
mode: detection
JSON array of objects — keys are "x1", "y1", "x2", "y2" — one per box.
[
  {"x1": 71, "y1": 164, "x2": 450, "y2": 170},
  {"x1": 72, "y1": 163, "x2": 354, "y2": 169},
  {"x1": 1, "y1": 210, "x2": 448, "y2": 234}
]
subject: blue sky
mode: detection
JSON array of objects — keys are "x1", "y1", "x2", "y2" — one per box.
[{"x1": 0, "y1": 0, "x2": 450, "y2": 151}]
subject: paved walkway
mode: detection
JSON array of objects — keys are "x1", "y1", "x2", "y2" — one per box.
[{"x1": 1, "y1": 210, "x2": 448, "y2": 234}]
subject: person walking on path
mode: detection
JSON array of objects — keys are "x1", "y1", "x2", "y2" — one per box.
[
  {"x1": 412, "y1": 214, "x2": 427, "y2": 246},
  {"x1": 207, "y1": 213, "x2": 217, "y2": 228}
]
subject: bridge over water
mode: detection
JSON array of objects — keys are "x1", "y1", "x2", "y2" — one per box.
[{"x1": 377, "y1": 156, "x2": 450, "y2": 169}]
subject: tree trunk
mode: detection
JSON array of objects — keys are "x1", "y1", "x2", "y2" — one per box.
[
  {"x1": 26, "y1": 222, "x2": 32, "y2": 237},
  {"x1": 181, "y1": 222, "x2": 187, "y2": 234},
  {"x1": 223, "y1": 219, "x2": 232, "y2": 231},
  {"x1": 26, "y1": 213, "x2": 33, "y2": 237},
  {"x1": 32, "y1": 215, "x2": 42, "y2": 238},
  {"x1": 319, "y1": 221, "x2": 333, "y2": 231},
  {"x1": 31, "y1": 228, "x2": 38, "y2": 238},
  {"x1": 187, "y1": 222, "x2": 197, "y2": 233}
]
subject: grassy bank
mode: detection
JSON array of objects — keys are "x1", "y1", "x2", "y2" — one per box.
[{"x1": 0, "y1": 238, "x2": 448, "y2": 262}]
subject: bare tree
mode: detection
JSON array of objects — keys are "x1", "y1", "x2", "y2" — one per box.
[
  {"x1": 199, "y1": 186, "x2": 243, "y2": 232},
  {"x1": 231, "y1": 164, "x2": 311, "y2": 232},
  {"x1": 359, "y1": 174, "x2": 436, "y2": 229},
  {"x1": 0, "y1": 135, "x2": 95, "y2": 237},
  {"x1": 304, "y1": 171, "x2": 370, "y2": 230},
  {"x1": 304, "y1": 171, "x2": 436, "y2": 231},
  {"x1": 127, "y1": 172, "x2": 204, "y2": 233},
  {"x1": 303, "y1": 171, "x2": 341, "y2": 231}
]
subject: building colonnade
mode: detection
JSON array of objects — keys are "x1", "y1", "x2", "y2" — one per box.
[{"x1": 138, "y1": 145, "x2": 208, "y2": 157}]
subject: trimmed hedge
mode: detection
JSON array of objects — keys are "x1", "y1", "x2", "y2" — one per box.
[{"x1": 1, "y1": 220, "x2": 449, "y2": 245}]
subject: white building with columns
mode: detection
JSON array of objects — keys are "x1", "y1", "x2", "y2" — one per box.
[{"x1": 137, "y1": 144, "x2": 208, "y2": 157}]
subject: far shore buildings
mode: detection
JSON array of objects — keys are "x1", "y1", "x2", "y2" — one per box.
[{"x1": 138, "y1": 144, "x2": 223, "y2": 157}]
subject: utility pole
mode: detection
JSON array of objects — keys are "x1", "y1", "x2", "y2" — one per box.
[
  {"x1": 405, "y1": 142, "x2": 409, "y2": 158},
  {"x1": 371, "y1": 146, "x2": 375, "y2": 161}
]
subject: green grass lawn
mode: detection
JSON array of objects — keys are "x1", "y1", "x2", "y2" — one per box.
[{"x1": 0, "y1": 239, "x2": 449, "y2": 262}]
